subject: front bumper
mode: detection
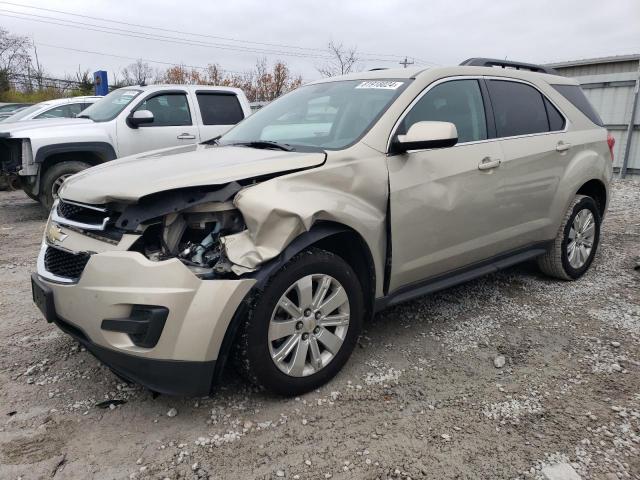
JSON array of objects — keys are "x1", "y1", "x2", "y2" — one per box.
[{"x1": 34, "y1": 247, "x2": 255, "y2": 395}]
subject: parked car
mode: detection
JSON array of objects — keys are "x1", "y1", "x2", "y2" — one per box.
[
  {"x1": 0, "y1": 85, "x2": 250, "y2": 208},
  {"x1": 0, "y1": 103, "x2": 33, "y2": 121},
  {"x1": 0, "y1": 96, "x2": 100, "y2": 123},
  {"x1": 32, "y1": 58, "x2": 612, "y2": 397}
]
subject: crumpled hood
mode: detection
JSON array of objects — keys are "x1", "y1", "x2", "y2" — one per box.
[
  {"x1": 59, "y1": 143, "x2": 326, "y2": 204},
  {"x1": 0, "y1": 117, "x2": 93, "y2": 137}
]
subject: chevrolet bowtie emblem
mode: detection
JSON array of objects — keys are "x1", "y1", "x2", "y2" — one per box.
[{"x1": 46, "y1": 224, "x2": 67, "y2": 245}]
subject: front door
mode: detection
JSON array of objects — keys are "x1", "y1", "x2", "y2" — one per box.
[
  {"x1": 387, "y1": 78, "x2": 506, "y2": 292},
  {"x1": 117, "y1": 91, "x2": 199, "y2": 157}
]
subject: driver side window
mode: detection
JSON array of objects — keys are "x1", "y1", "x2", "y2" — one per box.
[
  {"x1": 401, "y1": 79, "x2": 488, "y2": 143},
  {"x1": 136, "y1": 93, "x2": 192, "y2": 127}
]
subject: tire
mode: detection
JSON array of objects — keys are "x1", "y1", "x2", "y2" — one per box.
[
  {"x1": 537, "y1": 194, "x2": 601, "y2": 280},
  {"x1": 39, "y1": 161, "x2": 91, "y2": 210},
  {"x1": 234, "y1": 248, "x2": 364, "y2": 396}
]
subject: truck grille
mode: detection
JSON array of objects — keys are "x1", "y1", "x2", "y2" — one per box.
[
  {"x1": 0, "y1": 138, "x2": 22, "y2": 174},
  {"x1": 44, "y1": 246, "x2": 90, "y2": 280}
]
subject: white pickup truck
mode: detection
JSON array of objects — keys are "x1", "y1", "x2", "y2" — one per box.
[{"x1": 0, "y1": 85, "x2": 251, "y2": 207}]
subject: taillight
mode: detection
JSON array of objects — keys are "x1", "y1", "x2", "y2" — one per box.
[{"x1": 607, "y1": 132, "x2": 615, "y2": 162}]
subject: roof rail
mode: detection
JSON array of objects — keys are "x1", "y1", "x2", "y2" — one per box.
[
  {"x1": 368, "y1": 67, "x2": 389, "y2": 71},
  {"x1": 459, "y1": 58, "x2": 559, "y2": 76}
]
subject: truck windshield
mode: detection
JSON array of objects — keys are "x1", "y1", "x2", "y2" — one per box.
[
  {"x1": 79, "y1": 89, "x2": 142, "y2": 122},
  {"x1": 220, "y1": 79, "x2": 408, "y2": 150}
]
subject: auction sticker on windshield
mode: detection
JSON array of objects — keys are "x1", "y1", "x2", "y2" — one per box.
[{"x1": 355, "y1": 81, "x2": 404, "y2": 90}]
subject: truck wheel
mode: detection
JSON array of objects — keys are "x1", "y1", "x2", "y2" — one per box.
[
  {"x1": 537, "y1": 195, "x2": 601, "y2": 280},
  {"x1": 39, "y1": 161, "x2": 91, "y2": 210},
  {"x1": 234, "y1": 248, "x2": 364, "y2": 396}
]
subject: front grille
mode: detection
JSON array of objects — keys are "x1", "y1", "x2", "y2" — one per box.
[
  {"x1": 0, "y1": 139, "x2": 22, "y2": 174},
  {"x1": 57, "y1": 200, "x2": 111, "y2": 225},
  {"x1": 44, "y1": 247, "x2": 90, "y2": 280}
]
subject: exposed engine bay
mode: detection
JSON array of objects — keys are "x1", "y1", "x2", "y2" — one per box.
[{"x1": 133, "y1": 201, "x2": 246, "y2": 278}]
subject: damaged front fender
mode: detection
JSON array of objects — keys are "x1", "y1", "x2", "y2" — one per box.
[{"x1": 220, "y1": 153, "x2": 390, "y2": 296}]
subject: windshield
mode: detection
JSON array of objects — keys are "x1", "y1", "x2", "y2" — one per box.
[
  {"x1": 0, "y1": 104, "x2": 26, "y2": 113},
  {"x1": 220, "y1": 79, "x2": 408, "y2": 150},
  {"x1": 79, "y1": 89, "x2": 142, "y2": 122},
  {"x1": 1, "y1": 104, "x2": 45, "y2": 123}
]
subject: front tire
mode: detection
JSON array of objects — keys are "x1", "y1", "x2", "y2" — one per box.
[
  {"x1": 235, "y1": 248, "x2": 364, "y2": 396},
  {"x1": 537, "y1": 195, "x2": 601, "y2": 280},
  {"x1": 39, "y1": 161, "x2": 91, "y2": 210}
]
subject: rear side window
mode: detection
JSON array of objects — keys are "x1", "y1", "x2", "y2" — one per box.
[
  {"x1": 544, "y1": 98, "x2": 565, "y2": 131},
  {"x1": 552, "y1": 84, "x2": 603, "y2": 126},
  {"x1": 487, "y1": 80, "x2": 549, "y2": 137},
  {"x1": 197, "y1": 93, "x2": 244, "y2": 125},
  {"x1": 400, "y1": 79, "x2": 488, "y2": 143}
]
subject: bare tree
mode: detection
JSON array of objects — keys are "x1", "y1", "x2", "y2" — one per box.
[
  {"x1": 122, "y1": 59, "x2": 154, "y2": 86},
  {"x1": 0, "y1": 28, "x2": 32, "y2": 91},
  {"x1": 316, "y1": 41, "x2": 359, "y2": 77}
]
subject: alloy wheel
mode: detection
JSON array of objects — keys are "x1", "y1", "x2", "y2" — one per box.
[
  {"x1": 51, "y1": 174, "x2": 72, "y2": 200},
  {"x1": 567, "y1": 208, "x2": 595, "y2": 269},
  {"x1": 268, "y1": 274, "x2": 350, "y2": 377}
]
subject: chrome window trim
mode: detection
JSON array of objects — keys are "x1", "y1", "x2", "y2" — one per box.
[{"x1": 386, "y1": 75, "x2": 570, "y2": 154}]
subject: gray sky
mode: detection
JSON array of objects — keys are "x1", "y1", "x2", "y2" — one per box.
[{"x1": 1, "y1": 0, "x2": 639, "y2": 82}]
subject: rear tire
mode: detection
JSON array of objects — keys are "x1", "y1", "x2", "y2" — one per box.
[
  {"x1": 537, "y1": 195, "x2": 601, "y2": 280},
  {"x1": 234, "y1": 248, "x2": 364, "y2": 396},
  {"x1": 39, "y1": 161, "x2": 91, "y2": 210}
]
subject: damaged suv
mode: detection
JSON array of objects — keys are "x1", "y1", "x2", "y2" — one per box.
[{"x1": 32, "y1": 58, "x2": 613, "y2": 396}]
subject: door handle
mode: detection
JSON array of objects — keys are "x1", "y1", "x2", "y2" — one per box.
[
  {"x1": 478, "y1": 157, "x2": 501, "y2": 170},
  {"x1": 177, "y1": 133, "x2": 196, "y2": 140},
  {"x1": 556, "y1": 141, "x2": 572, "y2": 152}
]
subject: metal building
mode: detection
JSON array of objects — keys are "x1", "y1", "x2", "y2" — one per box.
[{"x1": 547, "y1": 54, "x2": 640, "y2": 177}]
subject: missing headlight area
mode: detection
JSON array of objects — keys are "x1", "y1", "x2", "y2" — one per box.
[{"x1": 132, "y1": 201, "x2": 246, "y2": 277}]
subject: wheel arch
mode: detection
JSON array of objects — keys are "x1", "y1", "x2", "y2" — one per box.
[
  {"x1": 35, "y1": 142, "x2": 117, "y2": 196},
  {"x1": 211, "y1": 222, "x2": 377, "y2": 389},
  {"x1": 576, "y1": 178, "x2": 607, "y2": 217}
]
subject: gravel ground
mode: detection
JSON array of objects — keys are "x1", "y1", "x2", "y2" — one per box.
[{"x1": 0, "y1": 181, "x2": 639, "y2": 480}]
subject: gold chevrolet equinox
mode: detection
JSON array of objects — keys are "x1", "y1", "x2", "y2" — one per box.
[{"x1": 32, "y1": 58, "x2": 614, "y2": 396}]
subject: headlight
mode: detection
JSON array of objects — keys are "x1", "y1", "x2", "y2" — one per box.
[{"x1": 22, "y1": 139, "x2": 34, "y2": 165}]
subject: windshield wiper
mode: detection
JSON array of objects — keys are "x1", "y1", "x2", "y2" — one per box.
[
  {"x1": 76, "y1": 114, "x2": 91, "y2": 119},
  {"x1": 231, "y1": 140, "x2": 295, "y2": 152}
]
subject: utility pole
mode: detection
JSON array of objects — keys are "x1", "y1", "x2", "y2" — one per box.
[{"x1": 399, "y1": 57, "x2": 414, "y2": 68}]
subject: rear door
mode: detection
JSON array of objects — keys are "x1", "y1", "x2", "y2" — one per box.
[
  {"x1": 387, "y1": 78, "x2": 506, "y2": 291},
  {"x1": 194, "y1": 92, "x2": 246, "y2": 141},
  {"x1": 484, "y1": 78, "x2": 569, "y2": 247},
  {"x1": 116, "y1": 91, "x2": 199, "y2": 157}
]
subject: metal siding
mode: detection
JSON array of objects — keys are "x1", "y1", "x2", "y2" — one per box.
[
  {"x1": 555, "y1": 60, "x2": 640, "y2": 77},
  {"x1": 583, "y1": 85, "x2": 635, "y2": 125},
  {"x1": 553, "y1": 57, "x2": 640, "y2": 173}
]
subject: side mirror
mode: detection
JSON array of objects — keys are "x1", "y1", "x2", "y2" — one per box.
[
  {"x1": 391, "y1": 121, "x2": 458, "y2": 153},
  {"x1": 127, "y1": 109, "x2": 154, "y2": 128}
]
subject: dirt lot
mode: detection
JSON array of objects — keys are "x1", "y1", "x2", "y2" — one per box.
[{"x1": 0, "y1": 181, "x2": 639, "y2": 480}]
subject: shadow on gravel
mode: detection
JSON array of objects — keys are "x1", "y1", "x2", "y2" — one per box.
[{"x1": 0, "y1": 191, "x2": 47, "y2": 223}]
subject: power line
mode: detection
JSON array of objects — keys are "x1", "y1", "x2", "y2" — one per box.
[
  {"x1": 35, "y1": 43, "x2": 246, "y2": 76},
  {"x1": 0, "y1": 10, "x2": 337, "y2": 60},
  {"x1": 0, "y1": 0, "x2": 426, "y2": 62},
  {"x1": 0, "y1": 5, "x2": 429, "y2": 65},
  {"x1": 0, "y1": 1, "x2": 329, "y2": 55}
]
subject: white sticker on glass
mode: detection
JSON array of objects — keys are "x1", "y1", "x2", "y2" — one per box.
[{"x1": 355, "y1": 81, "x2": 404, "y2": 90}]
